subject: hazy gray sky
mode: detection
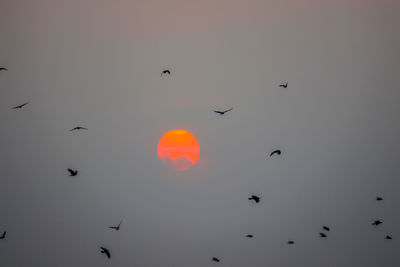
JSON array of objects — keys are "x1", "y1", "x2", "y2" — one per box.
[{"x1": 1, "y1": 0, "x2": 400, "y2": 266}]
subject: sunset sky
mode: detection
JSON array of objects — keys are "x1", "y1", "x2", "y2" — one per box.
[{"x1": 0, "y1": 0, "x2": 400, "y2": 266}]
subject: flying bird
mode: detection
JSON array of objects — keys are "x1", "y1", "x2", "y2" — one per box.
[
  {"x1": 279, "y1": 82, "x2": 288, "y2": 88},
  {"x1": 0, "y1": 67, "x2": 7, "y2": 71},
  {"x1": 269, "y1": 150, "x2": 281, "y2": 157},
  {"x1": 322, "y1": 226, "x2": 330, "y2": 231},
  {"x1": 69, "y1": 126, "x2": 88, "y2": 131},
  {"x1": 376, "y1": 197, "x2": 383, "y2": 201},
  {"x1": 385, "y1": 235, "x2": 392, "y2": 240},
  {"x1": 109, "y1": 220, "x2": 122, "y2": 231},
  {"x1": 100, "y1": 247, "x2": 111, "y2": 258},
  {"x1": 248, "y1": 195, "x2": 260, "y2": 203},
  {"x1": 213, "y1": 107, "x2": 233, "y2": 115},
  {"x1": 68, "y1": 169, "x2": 78, "y2": 176},
  {"x1": 372, "y1": 220, "x2": 383, "y2": 226},
  {"x1": 212, "y1": 257, "x2": 220, "y2": 262},
  {"x1": 0, "y1": 231, "x2": 6, "y2": 239},
  {"x1": 161, "y1": 69, "x2": 171, "y2": 76},
  {"x1": 11, "y1": 102, "x2": 29, "y2": 109},
  {"x1": 287, "y1": 241, "x2": 295, "y2": 245},
  {"x1": 319, "y1": 233, "x2": 327, "y2": 238},
  {"x1": 245, "y1": 234, "x2": 254, "y2": 238}
]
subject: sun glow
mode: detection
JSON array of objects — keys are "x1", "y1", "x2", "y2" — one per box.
[{"x1": 157, "y1": 129, "x2": 200, "y2": 171}]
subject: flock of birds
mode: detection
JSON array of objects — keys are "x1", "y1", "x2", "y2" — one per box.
[{"x1": 1, "y1": 66, "x2": 394, "y2": 264}]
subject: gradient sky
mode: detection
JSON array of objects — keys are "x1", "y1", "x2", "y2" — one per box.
[{"x1": 1, "y1": 0, "x2": 400, "y2": 266}]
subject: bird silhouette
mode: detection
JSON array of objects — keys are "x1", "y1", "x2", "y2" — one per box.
[
  {"x1": 161, "y1": 69, "x2": 171, "y2": 76},
  {"x1": 213, "y1": 107, "x2": 233, "y2": 115},
  {"x1": 100, "y1": 247, "x2": 111, "y2": 258},
  {"x1": 0, "y1": 231, "x2": 6, "y2": 239},
  {"x1": 269, "y1": 150, "x2": 281, "y2": 157},
  {"x1": 376, "y1": 197, "x2": 383, "y2": 201},
  {"x1": 372, "y1": 220, "x2": 383, "y2": 226},
  {"x1": 69, "y1": 126, "x2": 88, "y2": 131},
  {"x1": 0, "y1": 67, "x2": 7, "y2": 71},
  {"x1": 322, "y1": 226, "x2": 330, "y2": 231},
  {"x1": 68, "y1": 169, "x2": 78, "y2": 176},
  {"x1": 279, "y1": 82, "x2": 288, "y2": 88},
  {"x1": 212, "y1": 257, "x2": 220, "y2": 262},
  {"x1": 245, "y1": 234, "x2": 254, "y2": 238},
  {"x1": 248, "y1": 195, "x2": 260, "y2": 203},
  {"x1": 287, "y1": 241, "x2": 295, "y2": 245},
  {"x1": 319, "y1": 233, "x2": 327, "y2": 238},
  {"x1": 11, "y1": 102, "x2": 29, "y2": 109},
  {"x1": 385, "y1": 235, "x2": 392, "y2": 240},
  {"x1": 109, "y1": 220, "x2": 122, "y2": 231}
]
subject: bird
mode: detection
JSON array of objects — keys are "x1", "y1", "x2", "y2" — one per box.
[
  {"x1": 322, "y1": 226, "x2": 330, "y2": 231},
  {"x1": 245, "y1": 234, "x2": 254, "y2": 238},
  {"x1": 0, "y1": 67, "x2": 7, "y2": 71},
  {"x1": 385, "y1": 235, "x2": 392, "y2": 240},
  {"x1": 11, "y1": 102, "x2": 29, "y2": 109},
  {"x1": 0, "y1": 231, "x2": 6, "y2": 239},
  {"x1": 213, "y1": 107, "x2": 233, "y2": 115},
  {"x1": 68, "y1": 169, "x2": 78, "y2": 176},
  {"x1": 248, "y1": 195, "x2": 260, "y2": 203},
  {"x1": 372, "y1": 220, "x2": 383, "y2": 226},
  {"x1": 319, "y1": 233, "x2": 327, "y2": 238},
  {"x1": 69, "y1": 126, "x2": 88, "y2": 131},
  {"x1": 100, "y1": 247, "x2": 111, "y2": 258},
  {"x1": 279, "y1": 82, "x2": 288, "y2": 88},
  {"x1": 109, "y1": 220, "x2": 122, "y2": 231},
  {"x1": 287, "y1": 241, "x2": 295, "y2": 245},
  {"x1": 269, "y1": 150, "x2": 281, "y2": 157},
  {"x1": 212, "y1": 257, "x2": 220, "y2": 262},
  {"x1": 161, "y1": 69, "x2": 171, "y2": 76},
  {"x1": 376, "y1": 197, "x2": 383, "y2": 201}
]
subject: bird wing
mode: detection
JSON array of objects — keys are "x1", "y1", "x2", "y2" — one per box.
[
  {"x1": 101, "y1": 247, "x2": 110, "y2": 257},
  {"x1": 270, "y1": 150, "x2": 281, "y2": 156},
  {"x1": 81, "y1": 127, "x2": 88, "y2": 130},
  {"x1": 12, "y1": 102, "x2": 28, "y2": 109},
  {"x1": 105, "y1": 250, "x2": 110, "y2": 258},
  {"x1": 213, "y1": 110, "x2": 223, "y2": 114},
  {"x1": 118, "y1": 220, "x2": 122, "y2": 228},
  {"x1": 68, "y1": 169, "x2": 75, "y2": 175},
  {"x1": 109, "y1": 226, "x2": 117, "y2": 230},
  {"x1": 223, "y1": 107, "x2": 233, "y2": 113}
]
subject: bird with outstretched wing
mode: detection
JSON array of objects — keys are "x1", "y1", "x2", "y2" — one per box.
[
  {"x1": 68, "y1": 169, "x2": 78, "y2": 176},
  {"x1": 109, "y1": 220, "x2": 122, "y2": 231},
  {"x1": 0, "y1": 231, "x2": 6, "y2": 240},
  {"x1": 11, "y1": 102, "x2": 29, "y2": 109},
  {"x1": 100, "y1": 247, "x2": 111, "y2": 258},
  {"x1": 69, "y1": 126, "x2": 88, "y2": 131},
  {"x1": 279, "y1": 82, "x2": 288, "y2": 88},
  {"x1": 213, "y1": 107, "x2": 233, "y2": 115},
  {"x1": 269, "y1": 150, "x2": 281, "y2": 157}
]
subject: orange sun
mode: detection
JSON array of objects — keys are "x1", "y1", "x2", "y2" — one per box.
[{"x1": 157, "y1": 129, "x2": 200, "y2": 171}]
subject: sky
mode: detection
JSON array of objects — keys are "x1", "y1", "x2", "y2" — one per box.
[{"x1": 0, "y1": 0, "x2": 400, "y2": 266}]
